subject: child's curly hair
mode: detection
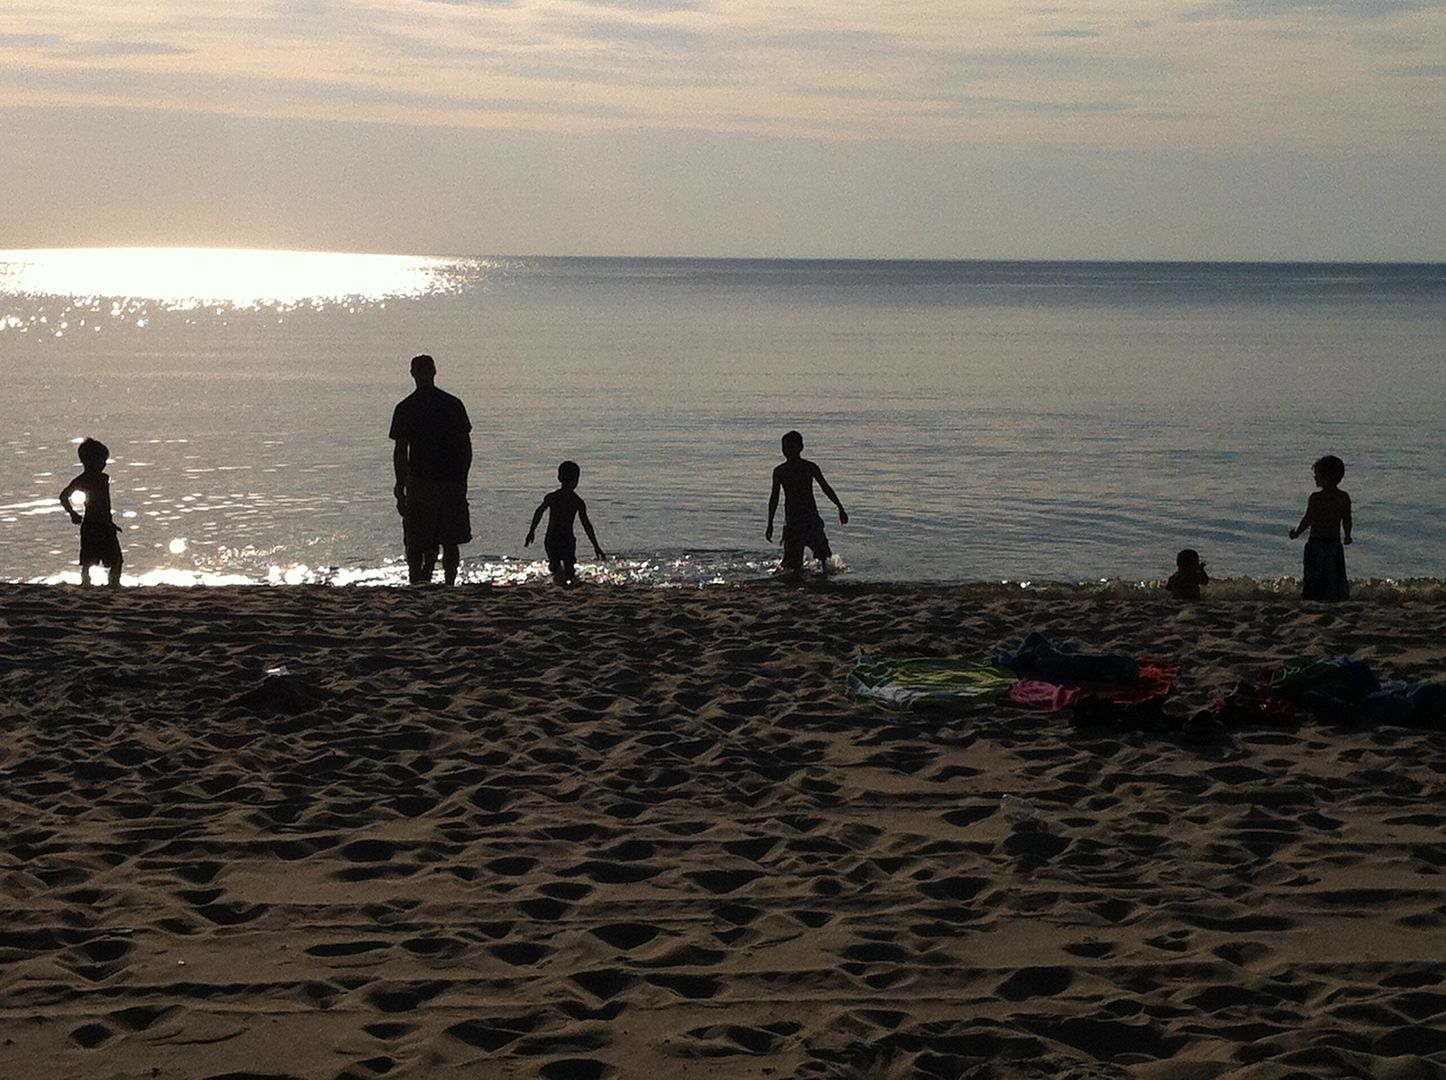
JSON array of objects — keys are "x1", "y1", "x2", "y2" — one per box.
[
  {"x1": 77, "y1": 438, "x2": 110, "y2": 468},
  {"x1": 1313, "y1": 454, "x2": 1345, "y2": 484}
]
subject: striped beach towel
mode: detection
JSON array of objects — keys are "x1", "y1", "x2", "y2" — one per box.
[{"x1": 848, "y1": 655, "x2": 1017, "y2": 713}]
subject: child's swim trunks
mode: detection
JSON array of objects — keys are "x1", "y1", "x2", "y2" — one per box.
[
  {"x1": 79, "y1": 518, "x2": 122, "y2": 568},
  {"x1": 545, "y1": 532, "x2": 577, "y2": 578},
  {"x1": 782, "y1": 513, "x2": 831, "y2": 569},
  {"x1": 1302, "y1": 536, "x2": 1349, "y2": 601}
]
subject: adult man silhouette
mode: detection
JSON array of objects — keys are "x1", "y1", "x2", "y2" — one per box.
[{"x1": 389, "y1": 354, "x2": 472, "y2": 585}]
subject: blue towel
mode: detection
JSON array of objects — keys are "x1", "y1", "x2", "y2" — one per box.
[
  {"x1": 1364, "y1": 681, "x2": 1446, "y2": 727},
  {"x1": 992, "y1": 632, "x2": 1139, "y2": 684}
]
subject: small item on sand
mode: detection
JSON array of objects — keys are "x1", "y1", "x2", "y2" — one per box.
[
  {"x1": 847, "y1": 655, "x2": 1016, "y2": 713},
  {"x1": 1001, "y1": 794, "x2": 1045, "y2": 825},
  {"x1": 232, "y1": 669, "x2": 328, "y2": 715}
]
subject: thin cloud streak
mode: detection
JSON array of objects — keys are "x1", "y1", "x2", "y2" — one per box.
[{"x1": 0, "y1": 2, "x2": 1443, "y2": 151}]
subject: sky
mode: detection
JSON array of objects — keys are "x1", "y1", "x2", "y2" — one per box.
[{"x1": 2, "y1": 0, "x2": 1445, "y2": 260}]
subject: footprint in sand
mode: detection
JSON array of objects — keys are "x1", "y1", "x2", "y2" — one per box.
[
  {"x1": 687, "y1": 869, "x2": 764, "y2": 894},
  {"x1": 569, "y1": 969, "x2": 637, "y2": 1003},
  {"x1": 304, "y1": 940, "x2": 389, "y2": 958},
  {"x1": 365, "y1": 984, "x2": 442, "y2": 1013},
  {"x1": 538, "y1": 1059, "x2": 612, "y2": 1080},
  {"x1": 645, "y1": 972, "x2": 721, "y2": 999},
  {"x1": 589, "y1": 923, "x2": 662, "y2": 950},
  {"x1": 69, "y1": 1022, "x2": 115, "y2": 1048},
  {"x1": 670, "y1": 1021, "x2": 802, "y2": 1058},
  {"x1": 446, "y1": 1013, "x2": 540, "y2": 1051},
  {"x1": 493, "y1": 942, "x2": 551, "y2": 966}
]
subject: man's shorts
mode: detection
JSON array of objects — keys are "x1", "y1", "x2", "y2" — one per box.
[
  {"x1": 404, "y1": 475, "x2": 471, "y2": 552},
  {"x1": 782, "y1": 514, "x2": 831, "y2": 569}
]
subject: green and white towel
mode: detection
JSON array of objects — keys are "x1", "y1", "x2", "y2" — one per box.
[{"x1": 848, "y1": 655, "x2": 1017, "y2": 713}]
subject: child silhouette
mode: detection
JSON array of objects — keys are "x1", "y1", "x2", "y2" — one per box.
[
  {"x1": 1166, "y1": 548, "x2": 1209, "y2": 601},
  {"x1": 1289, "y1": 454, "x2": 1353, "y2": 601},
  {"x1": 526, "y1": 460, "x2": 606, "y2": 586},
  {"x1": 59, "y1": 437, "x2": 124, "y2": 588},
  {"x1": 765, "y1": 430, "x2": 848, "y2": 572}
]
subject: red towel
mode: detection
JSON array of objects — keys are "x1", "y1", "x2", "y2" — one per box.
[{"x1": 1003, "y1": 661, "x2": 1179, "y2": 713}]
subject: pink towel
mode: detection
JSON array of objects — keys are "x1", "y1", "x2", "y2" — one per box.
[{"x1": 1003, "y1": 661, "x2": 1179, "y2": 713}]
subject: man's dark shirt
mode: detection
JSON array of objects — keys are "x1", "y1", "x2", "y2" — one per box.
[{"x1": 389, "y1": 387, "x2": 472, "y2": 482}]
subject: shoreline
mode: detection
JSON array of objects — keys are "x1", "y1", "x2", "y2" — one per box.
[
  {"x1": 2, "y1": 585, "x2": 1444, "y2": 1077},
  {"x1": 7, "y1": 573, "x2": 1446, "y2": 600}
]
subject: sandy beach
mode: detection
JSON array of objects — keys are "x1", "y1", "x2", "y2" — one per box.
[{"x1": 1, "y1": 582, "x2": 1443, "y2": 1079}]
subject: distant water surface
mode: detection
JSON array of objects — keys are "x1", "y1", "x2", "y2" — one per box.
[{"x1": 2, "y1": 250, "x2": 1443, "y2": 586}]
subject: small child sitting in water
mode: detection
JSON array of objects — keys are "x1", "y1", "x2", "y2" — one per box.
[{"x1": 1166, "y1": 548, "x2": 1209, "y2": 601}]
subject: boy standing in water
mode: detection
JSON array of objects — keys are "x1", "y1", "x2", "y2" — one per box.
[
  {"x1": 1289, "y1": 454, "x2": 1353, "y2": 601},
  {"x1": 766, "y1": 430, "x2": 849, "y2": 572},
  {"x1": 526, "y1": 460, "x2": 606, "y2": 586},
  {"x1": 59, "y1": 437, "x2": 124, "y2": 588}
]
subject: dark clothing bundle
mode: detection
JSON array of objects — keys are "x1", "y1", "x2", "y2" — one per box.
[
  {"x1": 1208, "y1": 655, "x2": 1444, "y2": 730},
  {"x1": 993, "y1": 632, "x2": 1140, "y2": 684}
]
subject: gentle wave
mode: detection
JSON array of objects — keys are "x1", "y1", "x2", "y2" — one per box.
[
  {"x1": 26, "y1": 549, "x2": 793, "y2": 589},
  {"x1": 24, "y1": 551, "x2": 1446, "y2": 603}
]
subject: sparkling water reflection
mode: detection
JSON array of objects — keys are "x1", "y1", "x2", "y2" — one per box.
[
  {"x1": 0, "y1": 247, "x2": 487, "y2": 310},
  {"x1": 29, "y1": 550, "x2": 797, "y2": 588},
  {"x1": 3, "y1": 251, "x2": 1445, "y2": 586}
]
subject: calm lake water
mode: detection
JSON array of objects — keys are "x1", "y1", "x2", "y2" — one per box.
[{"x1": 2, "y1": 250, "x2": 1443, "y2": 586}]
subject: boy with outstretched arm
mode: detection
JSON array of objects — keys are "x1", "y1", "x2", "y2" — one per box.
[
  {"x1": 766, "y1": 430, "x2": 848, "y2": 572},
  {"x1": 526, "y1": 460, "x2": 606, "y2": 586}
]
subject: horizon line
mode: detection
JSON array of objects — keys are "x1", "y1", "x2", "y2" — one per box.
[{"x1": 3, "y1": 246, "x2": 1444, "y2": 268}]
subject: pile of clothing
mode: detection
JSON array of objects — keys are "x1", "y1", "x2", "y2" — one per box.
[
  {"x1": 849, "y1": 638, "x2": 1443, "y2": 735},
  {"x1": 850, "y1": 633, "x2": 1179, "y2": 731},
  {"x1": 1209, "y1": 655, "x2": 1446, "y2": 729}
]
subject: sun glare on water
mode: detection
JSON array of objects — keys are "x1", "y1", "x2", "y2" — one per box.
[{"x1": 0, "y1": 247, "x2": 480, "y2": 308}]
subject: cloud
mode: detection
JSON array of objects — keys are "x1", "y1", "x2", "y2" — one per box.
[
  {"x1": 1189, "y1": 0, "x2": 1438, "y2": 17},
  {"x1": 58, "y1": 41, "x2": 195, "y2": 59},
  {"x1": 933, "y1": 46, "x2": 1158, "y2": 78},
  {"x1": 1382, "y1": 62, "x2": 1446, "y2": 75},
  {"x1": 1, "y1": 64, "x2": 646, "y2": 121},
  {"x1": 0, "y1": 32, "x2": 63, "y2": 47},
  {"x1": 0, "y1": 0, "x2": 1442, "y2": 153},
  {"x1": 982, "y1": 97, "x2": 1129, "y2": 115},
  {"x1": 569, "y1": 17, "x2": 714, "y2": 52},
  {"x1": 568, "y1": 0, "x2": 703, "y2": 9},
  {"x1": 789, "y1": 83, "x2": 1131, "y2": 115}
]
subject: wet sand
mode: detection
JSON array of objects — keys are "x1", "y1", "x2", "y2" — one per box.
[{"x1": 1, "y1": 583, "x2": 1444, "y2": 1079}]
